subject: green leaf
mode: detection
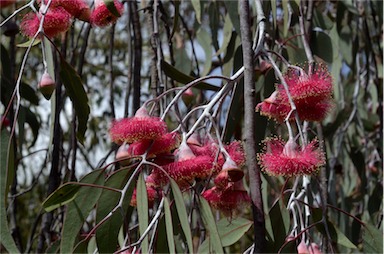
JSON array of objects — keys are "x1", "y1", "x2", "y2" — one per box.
[
  {"x1": 198, "y1": 217, "x2": 252, "y2": 253},
  {"x1": 61, "y1": 169, "x2": 105, "y2": 253},
  {"x1": 223, "y1": 45, "x2": 243, "y2": 142},
  {"x1": 16, "y1": 38, "x2": 41, "y2": 47},
  {"x1": 269, "y1": 200, "x2": 289, "y2": 249},
  {"x1": 199, "y1": 197, "x2": 223, "y2": 254},
  {"x1": 311, "y1": 31, "x2": 333, "y2": 63},
  {"x1": 191, "y1": 0, "x2": 201, "y2": 24},
  {"x1": 217, "y1": 217, "x2": 252, "y2": 246},
  {"x1": 42, "y1": 183, "x2": 82, "y2": 212},
  {"x1": 60, "y1": 58, "x2": 90, "y2": 144},
  {"x1": 196, "y1": 27, "x2": 213, "y2": 76},
  {"x1": 103, "y1": 0, "x2": 121, "y2": 17},
  {"x1": 0, "y1": 130, "x2": 19, "y2": 253},
  {"x1": 223, "y1": 1, "x2": 240, "y2": 35},
  {"x1": 312, "y1": 208, "x2": 357, "y2": 249},
  {"x1": 137, "y1": 172, "x2": 148, "y2": 254},
  {"x1": 362, "y1": 223, "x2": 383, "y2": 253},
  {"x1": 164, "y1": 197, "x2": 176, "y2": 254},
  {"x1": 170, "y1": 179, "x2": 193, "y2": 253},
  {"x1": 161, "y1": 60, "x2": 219, "y2": 91},
  {"x1": 169, "y1": 0, "x2": 180, "y2": 40},
  {"x1": 95, "y1": 168, "x2": 134, "y2": 254},
  {"x1": 20, "y1": 82, "x2": 39, "y2": 105},
  {"x1": 174, "y1": 47, "x2": 192, "y2": 77},
  {"x1": 215, "y1": 14, "x2": 234, "y2": 58},
  {"x1": 282, "y1": 0, "x2": 290, "y2": 37}
]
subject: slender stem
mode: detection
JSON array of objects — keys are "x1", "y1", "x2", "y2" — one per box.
[{"x1": 239, "y1": 0, "x2": 266, "y2": 252}]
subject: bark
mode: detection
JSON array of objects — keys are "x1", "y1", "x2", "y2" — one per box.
[{"x1": 239, "y1": 0, "x2": 266, "y2": 252}]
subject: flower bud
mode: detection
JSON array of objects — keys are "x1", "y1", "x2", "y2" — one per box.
[
  {"x1": 182, "y1": 87, "x2": 194, "y2": 106},
  {"x1": 38, "y1": 72, "x2": 55, "y2": 100}
]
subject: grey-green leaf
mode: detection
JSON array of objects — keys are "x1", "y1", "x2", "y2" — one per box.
[{"x1": 60, "y1": 58, "x2": 90, "y2": 144}]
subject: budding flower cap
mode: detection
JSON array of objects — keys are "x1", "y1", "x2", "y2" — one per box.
[
  {"x1": 90, "y1": 0, "x2": 124, "y2": 27},
  {"x1": 109, "y1": 109, "x2": 167, "y2": 144},
  {"x1": 214, "y1": 158, "x2": 244, "y2": 189},
  {"x1": 257, "y1": 137, "x2": 326, "y2": 177},
  {"x1": 38, "y1": 72, "x2": 56, "y2": 100},
  {"x1": 21, "y1": 7, "x2": 72, "y2": 38},
  {"x1": 130, "y1": 185, "x2": 159, "y2": 208}
]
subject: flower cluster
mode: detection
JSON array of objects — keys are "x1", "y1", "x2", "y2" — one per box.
[
  {"x1": 20, "y1": 0, "x2": 124, "y2": 38},
  {"x1": 110, "y1": 107, "x2": 249, "y2": 215},
  {"x1": 256, "y1": 63, "x2": 332, "y2": 177}
]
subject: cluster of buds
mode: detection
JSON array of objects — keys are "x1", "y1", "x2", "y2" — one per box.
[
  {"x1": 256, "y1": 63, "x2": 332, "y2": 177},
  {"x1": 109, "y1": 106, "x2": 249, "y2": 215},
  {"x1": 20, "y1": 0, "x2": 124, "y2": 38}
]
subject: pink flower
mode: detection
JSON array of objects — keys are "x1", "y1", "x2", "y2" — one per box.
[
  {"x1": 21, "y1": 7, "x2": 72, "y2": 38},
  {"x1": 109, "y1": 107, "x2": 168, "y2": 144},
  {"x1": 41, "y1": 0, "x2": 91, "y2": 21},
  {"x1": 163, "y1": 142, "x2": 218, "y2": 186},
  {"x1": 202, "y1": 181, "x2": 250, "y2": 216},
  {"x1": 256, "y1": 91, "x2": 290, "y2": 122},
  {"x1": 130, "y1": 185, "x2": 159, "y2": 208},
  {"x1": 127, "y1": 132, "x2": 181, "y2": 157},
  {"x1": 257, "y1": 137, "x2": 325, "y2": 176},
  {"x1": 90, "y1": 0, "x2": 124, "y2": 27},
  {"x1": 257, "y1": 64, "x2": 333, "y2": 122},
  {"x1": 297, "y1": 240, "x2": 322, "y2": 254}
]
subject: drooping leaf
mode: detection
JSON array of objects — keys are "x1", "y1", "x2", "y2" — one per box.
[
  {"x1": 161, "y1": 60, "x2": 219, "y2": 91},
  {"x1": 198, "y1": 217, "x2": 252, "y2": 253},
  {"x1": 95, "y1": 168, "x2": 135, "y2": 254},
  {"x1": 191, "y1": 0, "x2": 201, "y2": 24},
  {"x1": 311, "y1": 31, "x2": 333, "y2": 63},
  {"x1": 60, "y1": 169, "x2": 105, "y2": 253},
  {"x1": 223, "y1": 1, "x2": 240, "y2": 35},
  {"x1": 170, "y1": 179, "x2": 193, "y2": 253},
  {"x1": 198, "y1": 197, "x2": 223, "y2": 254},
  {"x1": 164, "y1": 197, "x2": 176, "y2": 254},
  {"x1": 215, "y1": 14, "x2": 234, "y2": 58},
  {"x1": 43, "y1": 184, "x2": 82, "y2": 212},
  {"x1": 16, "y1": 38, "x2": 41, "y2": 47},
  {"x1": 269, "y1": 200, "x2": 289, "y2": 250},
  {"x1": 362, "y1": 223, "x2": 383, "y2": 253},
  {"x1": 196, "y1": 27, "x2": 213, "y2": 76},
  {"x1": 0, "y1": 130, "x2": 19, "y2": 253},
  {"x1": 103, "y1": 0, "x2": 121, "y2": 17},
  {"x1": 20, "y1": 82, "x2": 39, "y2": 105},
  {"x1": 137, "y1": 171, "x2": 148, "y2": 254},
  {"x1": 60, "y1": 58, "x2": 90, "y2": 144}
]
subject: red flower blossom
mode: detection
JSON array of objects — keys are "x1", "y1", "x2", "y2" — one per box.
[
  {"x1": 256, "y1": 91, "x2": 290, "y2": 122},
  {"x1": 130, "y1": 185, "x2": 159, "y2": 208},
  {"x1": 41, "y1": 0, "x2": 91, "y2": 21},
  {"x1": 257, "y1": 137, "x2": 325, "y2": 176},
  {"x1": 127, "y1": 132, "x2": 181, "y2": 157},
  {"x1": 21, "y1": 7, "x2": 72, "y2": 38},
  {"x1": 256, "y1": 64, "x2": 334, "y2": 122},
  {"x1": 109, "y1": 107, "x2": 167, "y2": 144},
  {"x1": 90, "y1": 0, "x2": 124, "y2": 27},
  {"x1": 163, "y1": 142, "x2": 217, "y2": 186},
  {"x1": 202, "y1": 181, "x2": 250, "y2": 216},
  {"x1": 224, "y1": 141, "x2": 246, "y2": 167}
]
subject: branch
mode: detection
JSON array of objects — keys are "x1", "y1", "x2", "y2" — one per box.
[{"x1": 239, "y1": 0, "x2": 266, "y2": 252}]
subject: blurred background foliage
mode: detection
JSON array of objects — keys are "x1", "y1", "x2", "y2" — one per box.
[{"x1": 0, "y1": 0, "x2": 382, "y2": 253}]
